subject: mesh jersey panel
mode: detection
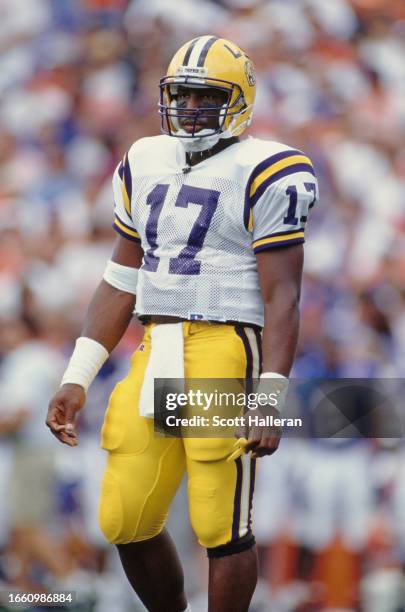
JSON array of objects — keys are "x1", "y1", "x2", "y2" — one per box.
[{"x1": 134, "y1": 171, "x2": 263, "y2": 325}]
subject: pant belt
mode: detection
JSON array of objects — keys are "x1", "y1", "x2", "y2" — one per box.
[{"x1": 139, "y1": 315, "x2": 261, "y2": 331}]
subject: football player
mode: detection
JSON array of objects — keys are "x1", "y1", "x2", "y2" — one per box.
[{"x1": 47, "y1": 35, "x2": 318, "y2": 611}]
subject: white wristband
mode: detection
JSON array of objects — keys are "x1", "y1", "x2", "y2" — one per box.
[
  {"x1": 258, "y1": 372, "x2": 289, "y2": 413},
  {"x1": 61, "y1": 337, "x2": 109, "y2": 393},
  {"x1": 260, "y1": 372, "x2": 288, "y2": 380},
  {"x1": 103, "y1": 260, "x2": 138, "y2": 295}
]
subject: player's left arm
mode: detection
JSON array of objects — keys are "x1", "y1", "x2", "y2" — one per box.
[
  {"x1": 239, "y1": 151, "x2": 318, "y2": 458},
  {"x1": 239, "y1": 245, "x2": 303, "y2": 458},
  {"x1": 257, "y1": 243, "x2": 303, "y2": 377}
]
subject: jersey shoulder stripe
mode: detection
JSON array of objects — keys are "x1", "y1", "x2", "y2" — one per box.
[
  {"x1": 120, "y1": 153, "x2": 133, "y2": 219},
  {"x1": 252, "y1": 229, "x2": 305, "y2": 253},
  {"x1": 113, "y1": 214, "x2": 141, "y2": 243},
  {"x1": 243, "y1": 147, "x2": 315, "y2": 230},
  {"x1": 248, "y1": 149, "x2": 315, "y2": 206},
  {"x1": 118, "y1": 160, "x2": 124, "y2": 180}
]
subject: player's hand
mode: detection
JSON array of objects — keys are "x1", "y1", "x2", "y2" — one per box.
[
  {"x1": 46, "y1": 384, "x2": 86, "y2": 447},
  {"x1": 232, "y1": 406, "x2": 283, "y2": 460}
]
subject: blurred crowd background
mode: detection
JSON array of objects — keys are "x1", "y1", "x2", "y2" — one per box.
[{"x1": 0, "y1": 0, "x2": 404, "y2": 610}]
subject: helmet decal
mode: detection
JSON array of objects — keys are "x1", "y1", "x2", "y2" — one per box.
[{"x1": 244, "y1": 60, "x2": 256, "y2": 87}]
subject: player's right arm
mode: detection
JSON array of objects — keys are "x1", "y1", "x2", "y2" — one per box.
[
  {"x1": 47, "y1": 150, "x2": 143, "y2": 446},
  {"x1": 46, "y1": 235, "x2": 143, "y2": 447}
]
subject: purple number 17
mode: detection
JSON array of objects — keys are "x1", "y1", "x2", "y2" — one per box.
[{"x1": 144, "y1": 184, "x2": 220, "y2": 275}]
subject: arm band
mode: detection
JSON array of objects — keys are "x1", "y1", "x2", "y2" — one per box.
[
  {"x1": 61, "y1": 337, "x2": 109, "y2": 393},
  {"x1": 103, "y1": 260, "x2": 138, "y2": 295},
  {"x1": 259, "y1": 371, "x2": 289, "y2": 414}
]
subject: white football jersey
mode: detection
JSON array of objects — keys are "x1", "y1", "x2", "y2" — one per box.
[{"x1": 112, "y1": 135, "x2": 318, "y2": 327}]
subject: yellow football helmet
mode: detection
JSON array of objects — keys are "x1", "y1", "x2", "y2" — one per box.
[{"x1": 159, "y1": 35, "x2": 256, "y2": 151}]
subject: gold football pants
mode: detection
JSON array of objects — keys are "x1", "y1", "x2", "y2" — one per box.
[{"x1": 99, "y1": 321, "x2": 261, "y2": 549}]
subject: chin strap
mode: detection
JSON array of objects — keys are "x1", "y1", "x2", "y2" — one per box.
[{"x1": 177, "y1": 130, "x2": 221, "y2": 153}]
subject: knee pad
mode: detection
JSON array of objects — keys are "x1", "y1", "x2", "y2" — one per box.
[
  {"x1": 99, "y1": 467, "x2": 169, "y2": 545},
  {"x1": 99, "y1": 471, "x2": 132, "y2": 544},
  {"x1": 207, "y1": 533, "x2": 256, "y2": 558},
  {"x1": 99, "y1": 471, "x2": 161, "y2": 544},
  {"x1": 188, "y1": 475, "x2": 232, "y2": 548}
]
